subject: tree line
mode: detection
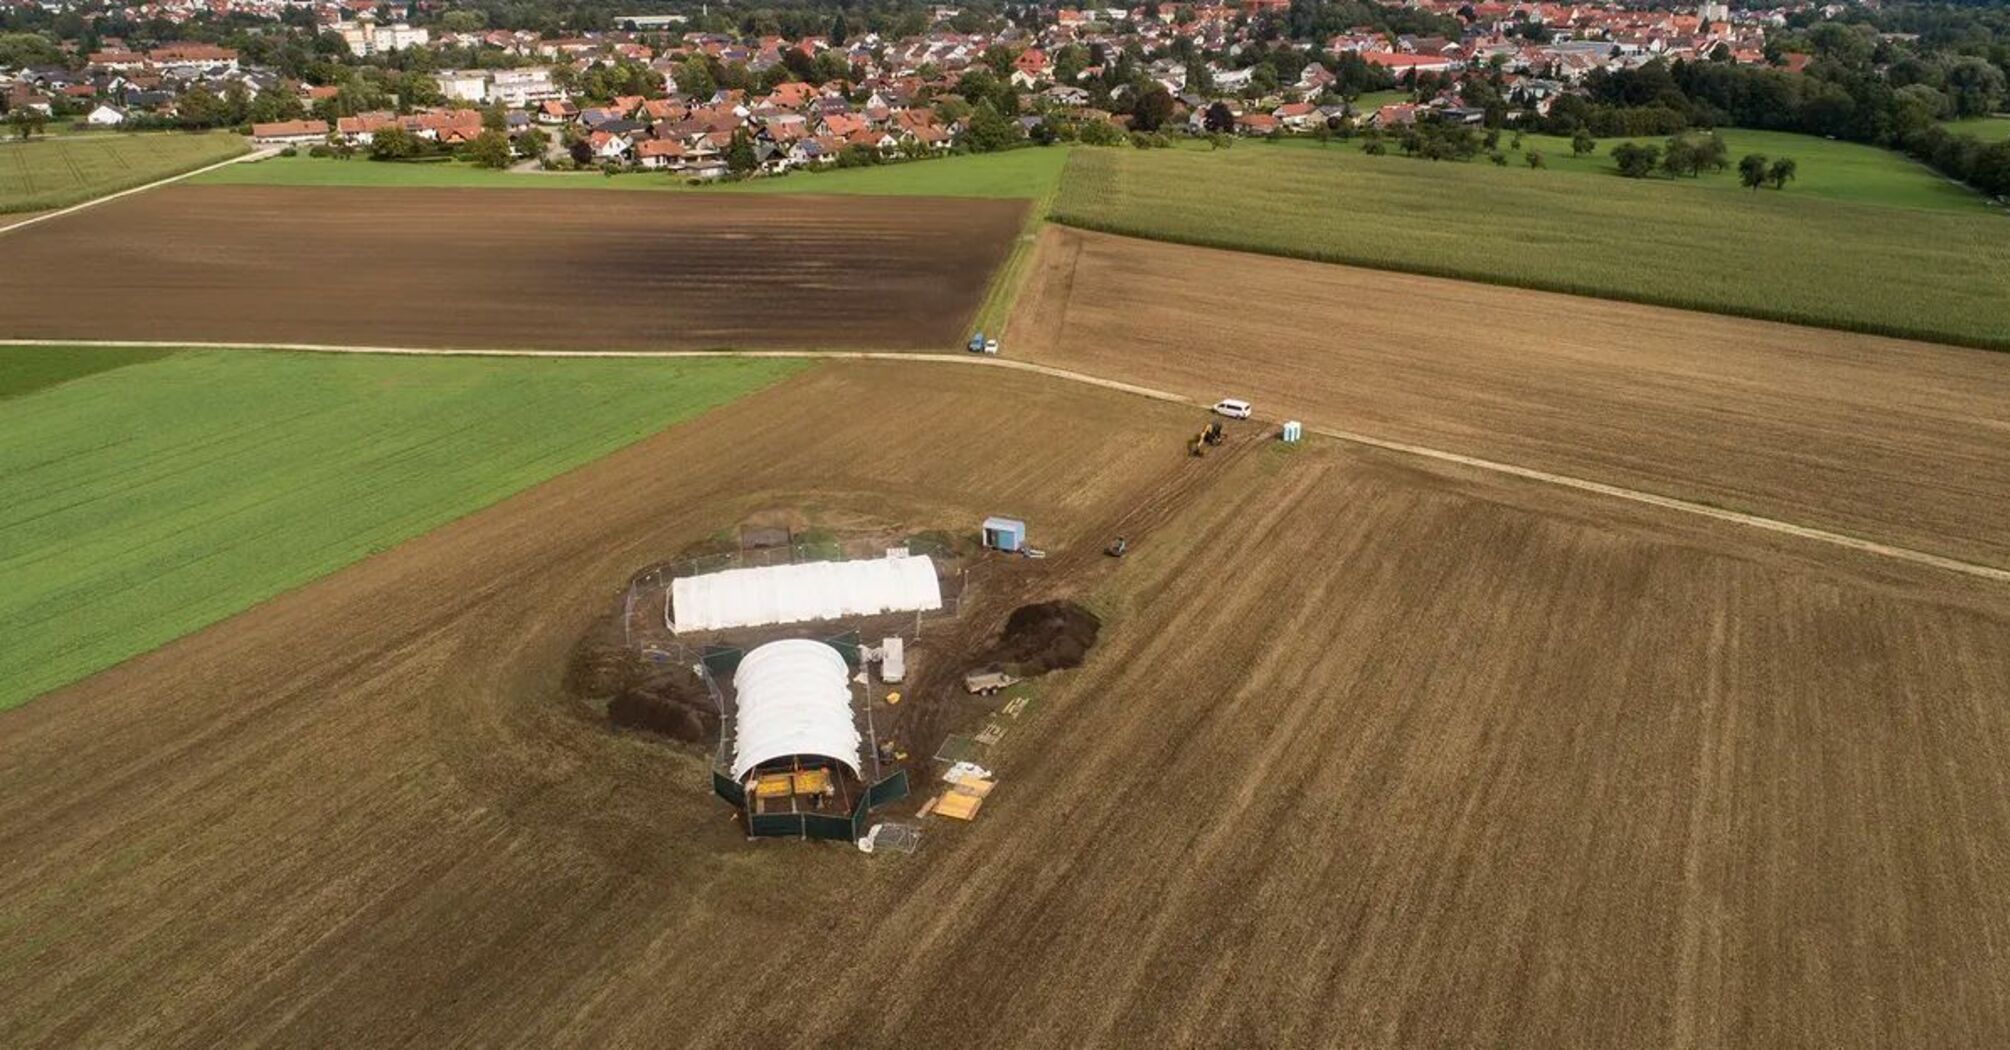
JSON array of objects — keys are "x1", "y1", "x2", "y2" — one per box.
[{"x1": 1536, "y1": 18, "x2": 2010, "y2": 198}]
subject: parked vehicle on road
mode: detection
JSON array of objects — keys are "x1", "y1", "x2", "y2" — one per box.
[{"x1": 1212, "y1": 398, "x2": 1253, "y2": 419}]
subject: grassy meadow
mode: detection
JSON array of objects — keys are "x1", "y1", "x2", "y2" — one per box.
[
  {"x1": 0, "y1": 132, "x2": 247, "y2": 214},
  {"x1": 1268, "y1": 127, "x2": 1981, "y2": 211},
  {"x1": 1942, "y1": 116, "x2": 2010, "y2": 142},
  {"x1": 0, "y1": 347, "x2": 800, "y2": 709},
  {"x1": 1510, "y1": 128, "x2": 1984, "y2": 212},
  {"x1": 1053, "y1": 144, "x2": 2009, "y2": 349},
  {"x1": 195, "y1": 145, "x2": 1069, "y2": 199}
]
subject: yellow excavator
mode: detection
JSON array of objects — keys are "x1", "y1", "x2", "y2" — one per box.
[{"x1": 1188, "y1": 420, "x2": 1225, "y2": 457}]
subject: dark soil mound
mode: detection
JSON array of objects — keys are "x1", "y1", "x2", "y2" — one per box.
[
  {"x1": 608, "y1": 667, "x2": 718, "y2": 744},
  {"x1": 985, "y1": 601, "x2": 1101, "y2": 677}
]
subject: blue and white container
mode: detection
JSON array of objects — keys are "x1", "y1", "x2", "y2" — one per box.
[{"x1": 981, "y1": 516, "x2": 1026, "y2": 552}]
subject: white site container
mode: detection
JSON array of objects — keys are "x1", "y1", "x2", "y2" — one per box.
[{"x1": 880, "y1": 636, "x2": 905, "y2": 684}]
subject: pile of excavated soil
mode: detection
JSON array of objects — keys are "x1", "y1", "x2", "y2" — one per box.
[
  {"x1": 565, "y1": 617, "x2": 717, "y2": 744},
  {"x1": 984, "y1": 601, "x2": 1101, "y2": 677},
  {"x1": 608, "y1": 667, "x2": 717, "y2": 744}
]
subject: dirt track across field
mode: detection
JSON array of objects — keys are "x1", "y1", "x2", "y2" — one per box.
[
  {"x1": 4, "y1": 362, "x2": 2008, "y2": 1048},
  {"x1": 1007, "y1": 226, "x2": 2010, "y2": 569},
  {"x1": 0, "y1": 185, "x2": 1024, "y2": 350}
]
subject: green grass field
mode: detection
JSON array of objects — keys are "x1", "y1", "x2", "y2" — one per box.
[
  {"x1": 0, "y1": 348, "x2": 800, "y2": 709},
  {"x1": 0, "y1": 346, "x2": 173, "y2": 400},
  {"x1": 0, "y1": 132, "x2": 247, "y2": 214},
  {"x1": 1942, "y1": 116, "x2": 2010, "y2": 142},
  {"x1": 1267, "y1": 128, "x2": 1982, "y2": 212},
  {"x1": 195, "y1": 146, "x2": 1069, "y2": 199},
  {"x1": 1513, "y1": 128, "x2": 1982, "y2": 212},
  {"x1": 1345, "y1": 90, "x2": 1414, "y2": 114},
  {"x1": 1053, "y1": 145, "x2": 2008, "y2": 350}
]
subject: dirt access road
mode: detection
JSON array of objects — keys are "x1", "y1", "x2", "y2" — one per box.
[
  {"x1": 0, "y1": 185, "x2": 1025, "y2": 351},
  {"x1": 1008, "y1": 226, "x2": 2010, "y2": 570},
  {"x1": 5, "y1": 362, "x2": 2009, "y2": 1048}
]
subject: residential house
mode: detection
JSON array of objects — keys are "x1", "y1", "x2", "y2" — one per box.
[
  {"x1": 436, "y1": 70, "x2": 489, "y2": 103},
  {"x1": 251, "y1": 119, "x2": 330, "y2": 144},
  {"x1": 490, "y1": 68, "x2": 560, "y2": 108},
  {"x1": 635, "y1": 138, "x2": 687, "y2": 169},
  {"x1": 1236, "y1": 112, "x2": 1280, "y2": 134},
  {"x1": 1272, "y1": 100, "x2": 1322, "y2": 130},
  {"x1": 587, "y1": 129, "x2": 633, "y2": 161}
]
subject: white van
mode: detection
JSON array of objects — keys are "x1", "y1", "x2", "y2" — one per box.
[{"x1": 1212, "y1": 398, "x2": 1253, "y2": 419}]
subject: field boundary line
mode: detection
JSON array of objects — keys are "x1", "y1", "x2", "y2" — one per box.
[
  {"x1": 0, "y1": 145, "x2": 274, "y2": 236},
  {"x1": 1296, "y1": 422, "x2": 2010, "y2": 585},
  {"x1": 5, "y1": 337, "x2": 2005, "y2": 585}
]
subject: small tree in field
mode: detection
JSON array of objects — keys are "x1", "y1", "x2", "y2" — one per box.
[
  {"x1": 10, "y1": 109, "x2": 48, "y2": 140},
  {"x1": 1571, "y1": 127, "x2": 1595, "y2": 157},
  {"x1": 1526, "y1": 149, "x2": 1545, "y2": 168},
  {"x1": 1738, "y1": 153, "x2": 1768, "y2": 190},
  {"x1": 467, "y1": 130, "x2": 513, "y2": 169},
  {"x1": 1767, "y1": 156, "x2": 1797, "y2": 189},
  {"x1": 1612, "y1": 141, "x2": 1660, "y2": 178},
  {"x1": 369, "y1": 124, "x2": 419, "y2": 161},
  {"x1": 726, "y1": 128, "x2": 757, "y2": 174}
]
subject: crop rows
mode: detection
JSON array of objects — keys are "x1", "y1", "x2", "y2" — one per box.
[{"x1": 1051, "y1": 146, "x2": 2010, "y2": 351}]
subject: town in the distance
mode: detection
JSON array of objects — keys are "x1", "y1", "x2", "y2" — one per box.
[{"x1": 2, "y1": 0, "x2": 2005, "y2": 193}]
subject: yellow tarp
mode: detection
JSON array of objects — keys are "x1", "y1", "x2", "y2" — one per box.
[
  {"x1": 753, "y1": 774, "x2": 794, "y2": 799},
  {"x1": 935, "y1": 791, "x2": 984, "y2": 821},
  {"x1": 792, "y1": 769, "x2": 831, "y2": 795}
]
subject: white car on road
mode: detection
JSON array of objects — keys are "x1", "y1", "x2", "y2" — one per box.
[{"x1": 1211, "y1": 398, "x2": 1253, "y2": 419}]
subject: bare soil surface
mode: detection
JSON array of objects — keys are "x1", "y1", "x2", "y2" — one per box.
[
  {"x1": 3, "y1": 363, "x2": 2008, "y2": 1047},
  {"x1": 0, "y1": 185, "x2": 1025, "y2": 350},
  {"x1": 1007, "y1": 226, "x2": 2010, "y2": 569},
  {"x1": 979, "y1": 600, "x2": 1101, "y2": 676}
]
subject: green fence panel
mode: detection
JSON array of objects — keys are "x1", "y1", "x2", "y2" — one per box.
[
  {"x1": 802, "y1": 813, "x2": 855, "y2": 841},
  {"x1": 712, "y1": 770, "x2": 745, "y2": 808},
  {"x1": 701, "y1": 645, "x2": 743, "y2": 677},
  {"x1": 749, "y1": 813, "x2": 803, "y2": 838},
  {"x1": 867, "y1": 769, "x2": 910, "y2": 808},
  {"x1": 820, "y1": 630, "x2": 861, "y2": 666}
]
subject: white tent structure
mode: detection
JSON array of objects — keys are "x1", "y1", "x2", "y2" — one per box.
[
  {"x1": 729, "y1": 640, "x2": 861, "y2": 780},
  {"x1": 670, "y1": 555, "x2": 942, "y2": 633}
]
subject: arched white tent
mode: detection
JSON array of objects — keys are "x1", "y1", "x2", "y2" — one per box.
[
  {"x1": 670, "y1": 555, "x2": 941, "y2": 633},
  {"x1": 729, "y1": 639, "x2": 862, "y2": 780}
]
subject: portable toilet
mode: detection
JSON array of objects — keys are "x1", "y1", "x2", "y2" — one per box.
[
  {"x1": 1281, "y1": 420, "x2": 1303, "y2": 443},
  {"x1": 981, "y1": 516, "x2": 1026, "y2": 552}
]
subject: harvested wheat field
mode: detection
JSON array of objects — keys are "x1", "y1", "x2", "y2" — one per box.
[
  {"x1": 1008, "y1": 226, "x2": 2010, "y2": 570},
  {"x1": 0, "y1": 186, "x2": 1025, "y2": 350},
  {"x1": 3, "y1": 359, "x2": 2007, "y2": 1047}
]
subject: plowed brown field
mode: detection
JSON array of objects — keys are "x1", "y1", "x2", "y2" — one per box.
[
  {"x1": 5, "y1": 361, "x2": 2008, "y2": 1048},
  {"x1": 0, "y1": 186, "x2": 1025, "y2": 350},
  {"x1": 1007, "y1": 226, "x2": 2010, "y2": 569}
]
